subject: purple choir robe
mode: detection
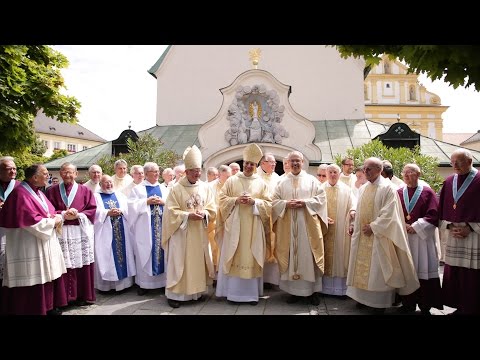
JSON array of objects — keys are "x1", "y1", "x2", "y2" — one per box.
[
  {"x1": 397, "y1": 185, "x2": 443, "y2": 312},
  {"x1": 438, "y1": 171, "x2": 480, "y2": 315},
  {"x1": 45, "y1": 182, "x2": 97, "y2": 304},
  {"x1": 0, "y1": 182, "x2": 66, "y2": 315}
]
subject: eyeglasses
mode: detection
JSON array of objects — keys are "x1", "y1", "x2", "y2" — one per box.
[
  {"x1": 450, "y1": 159, "x2": 467, "y2": 166},
  {"x1": 317, "y1": 174, "x2": 326, "y2": 178}
]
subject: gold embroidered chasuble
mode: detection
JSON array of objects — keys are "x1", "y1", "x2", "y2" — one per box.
[
  {"x1": 346, "y1": 177, "x2": 420, "y2": 296},
  {"x1": 207, "y1": 179, "x2": 225, "y2": 269},
  {"x1": 323, "y1": 181, "x2": 356, "y2": 277},
  {"x1": 218, "y1": 173, "x2": 272, "y2": 279},
  {"x1": 161, "y1": 177, "x2": 216, "y2": 295},
  {"x1": 272, "y1": 171, "x2": 328, "y2": 277}
]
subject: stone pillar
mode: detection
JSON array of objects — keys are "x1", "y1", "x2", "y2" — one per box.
[
  {"x1": 399, "y1": 81, "x2": 405, "y2": 104},
  {"x1": 371, "y1": 80, "x2": 378, "y2": 104}
]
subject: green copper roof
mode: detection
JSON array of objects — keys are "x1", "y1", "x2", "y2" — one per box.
[
  {"x1": 44, "y1": 120, "x2": 480, "y2": 170},
  {"x1": 148, "y1": 45, "x2": 172, "y2": 79},
  {"x1": 44, "y1": 124, "x2": 200, "y2": 170}
]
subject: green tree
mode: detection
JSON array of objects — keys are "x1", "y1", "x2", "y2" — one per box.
[
  {"x1": 0, "y1": 45, "x2": 81, "y2": 154},
  {"x1": 47, "y1": 149, "x2": 69, "y2": 162},
  {"x1": 97, "y1": 133, "x2": 180, "y2": 181},
  {"x1": 333, "y1": 139, "x2": 444, "y2": 192},
  {"x1": 335, "y1": 45, "x2": 480, "y2": 91}
]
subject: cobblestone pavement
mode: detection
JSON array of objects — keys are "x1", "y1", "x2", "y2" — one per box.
[{"x1": 62, "y1": 266, "x2": 455, "y2": 316}]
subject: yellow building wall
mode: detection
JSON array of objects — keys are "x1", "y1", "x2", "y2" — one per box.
[
  {"x1": 365, "y1": 57, "x2": 448, "y2": 141},
  {"x1": 38, "y1": 133, "x2": 104, "y2": 157}
]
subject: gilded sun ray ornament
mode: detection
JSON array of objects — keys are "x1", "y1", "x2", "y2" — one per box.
[{"x1": 249, "y1": 48, "x2": 261, "y2": 69}]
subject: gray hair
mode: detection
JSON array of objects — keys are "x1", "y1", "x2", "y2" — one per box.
[
  {"x1": 88, "y1": 164, "x2": 102, "y2": 174},
  {"x1": 287, "y1": 151, "x2": 304, "y2": 160},
  {"x1": 326, "y1": 163, "x2": 341, "y2": 173},
  {"x1": 318, "y1": 164, "x2": 328, "y2": 171},
  {"x1": 403, "y1": 163, "x2": 421, "y2": 175},
  {"x1": 114, "y1": 159, "x2": 128, "y2": 168},
  {"x1": 130, "y1": 165, "x2": 144, "y2": 175},
  {"x1": 452, "y1": 148, "x2": 473, "y2": 161},
  {"x1": 143, "y1": 162, "x2": 159, "y2": 173},
  {"x1": 60, "y1": 162, "x2": 77, "y2": 171}
]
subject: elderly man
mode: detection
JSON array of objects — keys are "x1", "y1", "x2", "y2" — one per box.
[
  {"x1": 94, "y1": 175, "x2": 136, "y2": 293},
  {"x1": 0, "y1": 164, "x2": 66, "y2": 315},
  {"x1": 321, "y1": 163, "x2": 356, "y2": 297},
  {"x1": 0, "y1": 156, "x2": 21, "y2": 291},
  {"x1": 170, "y1": 164, "x2": 186, "y2": 187},
  {"x1": 397, "y1": 164, "x2": 443, "y2": 315},
  {"x1": 112, "y1": 159, "x2": 133, "y2": 192},
  {"x1": 439, "y1": 149, "x2": 480, "y2": 315},
  {"x1": 257, "y1": 152, "x2": 281, "y2": 288},
  {"x1": 346, "y1": 157, "x2": 419, "y2": 313},
  {"x1": 216, "y1": 144, "x2": 272, "y2": 305},
  {"x1": 162, "y1": 145, "x2": 216, "y2": 308},
  {"x1": 228, "y1": 162, "x2": 241, "y2": 176},
  {"x1": 160, "y1": 167, "x2": 175, "y2": 199},
  {"x1": 281, "y1": 156, "x2": 291, "y2": 177},
  {"x1": 121, "y1": 165, "x2": 144, "y2": 198},
  {"x1": 206, "y1": 166, "x2": 219, "y2": 182},
  {"x1": 46, "y1": 162, "x2": 97, "y2": 306},
  {"x1": 84, "y1": 164, "x2": 103, "y2": 193},
  {"x1": 208, "y1": 164, "x2": 232, "y2": 273},
  {"x1": 316, "y1": 164, "x2": 328, "y2": 184},
  {"x1": 339, "y1": 157, "x2": 356, "y2": 189},
  {"x1": 272, "y1": 151, "x2": 328, "y2": 305},
  {"x1": 129, "y1": 162, "x2": 166, "y2": 295}
]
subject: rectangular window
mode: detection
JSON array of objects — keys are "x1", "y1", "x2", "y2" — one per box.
[
  {"x1": 43, "y1": 140, "x2": 49, "y2": 149},
  {"x1": 53, "y1": 141, "x2": 61, "y2": 150},
  {"x1": 67, "y1": 144, "x2": 77, "y2": 152},
  {"x1": 83, "y1": 145, "x2": 88, "y2": 151}
]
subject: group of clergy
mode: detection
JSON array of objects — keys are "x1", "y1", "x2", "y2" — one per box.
[{"x1": 0, "y1": 144, "x2": 478, "y2": 315}]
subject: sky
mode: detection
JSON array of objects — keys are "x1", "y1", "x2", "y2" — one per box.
[{"x1": 53, "y1": 45, "x2": 480, "y2": 141}]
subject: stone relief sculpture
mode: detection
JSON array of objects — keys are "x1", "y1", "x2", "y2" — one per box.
[{"x1": 225, "y1": 84, "x2": 289, "y2": 145}]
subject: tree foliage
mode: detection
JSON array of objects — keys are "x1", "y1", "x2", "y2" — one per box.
[
  {"x1": 333, "y1": 139, "x2": 444, "y2": 193},
  {"x1": 335, "y1": 45, "x2": 480, "y2": 91},
  {"x1": 97, "y1": 133, "x2": 180, "y2": 180},
  {"x1": 0, "y1": 45, "x2": 81, "y2": 154},
  {"x1": 47, "y1": 149, "x2": 69, "y2": 162}
]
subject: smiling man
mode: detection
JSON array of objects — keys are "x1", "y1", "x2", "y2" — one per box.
[
  {"x1": 439, "y1": 148, "x2": 480, "y2": 315},
  {"x1": 216, "y1": 144, "x2": 272, "y2": 306},
  {"x1": 346, "y1": 157, "x2": 419, "y2": 313},
  {"x1": 162, "y1": 145, "x2": 216, "y2": 308},
  {"x1": 272, "y1": 151, "x2": 328, "y2": 305}
]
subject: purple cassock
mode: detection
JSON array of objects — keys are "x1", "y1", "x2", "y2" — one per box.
[
  {"x1": 397, "y1": 185, "x2": 443, "y2": 313},
  {"x1": 0, "y1": 182, "x2": 66, "y2": 315},
  {"x1": 46, "y1": 182, "x2": 97, "y2": 304},
  {"x1": 438, "y1": 171, "x2": 480, "y2": 315}
]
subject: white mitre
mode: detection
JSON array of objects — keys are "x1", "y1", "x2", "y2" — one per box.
[
  {"x1": 243, "y1": 143, "x2": 263, "y2": 164},
  {"x1": 183, "y1": 145, "x2": 202, "y2": 169}
]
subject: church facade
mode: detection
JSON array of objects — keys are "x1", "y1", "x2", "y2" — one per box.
[
  {"x1": 45, "y1": 46, "x2": 480, "y2": 179},
  {"x1": 148, "y1": 45, "x2": 366, "y2": 172}
]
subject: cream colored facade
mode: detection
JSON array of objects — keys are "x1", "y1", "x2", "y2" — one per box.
[
  {"x1": 153, "y1": 45, "x2": 365, "y2": 127},
  {"x1": 151, "y1": 45, "x2": 365, "y2": 174},
  {"x1": 365, "y1": 56, "x2": 448, "y2": 141},
  {"x1": 39, "y1": 133, "x2": 104, "y2": 157}
]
